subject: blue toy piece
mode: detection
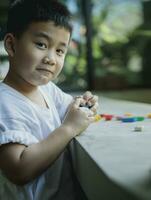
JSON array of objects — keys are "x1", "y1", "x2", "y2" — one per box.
[{"x1": 121, "y1": 117, "x2": 137, "y2": 123}]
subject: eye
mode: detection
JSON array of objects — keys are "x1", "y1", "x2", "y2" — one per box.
[
  {"x1": 56, "y1": 49, "x2": 65, "y2": 56},
  {"x1": 35, "y1": 42, "x2": 47, "y2": 49}
]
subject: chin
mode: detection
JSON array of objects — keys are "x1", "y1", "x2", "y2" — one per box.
[
  {"x1": 29, "y1": 79, "x2": 49, "y2": 86},
  {"x1": 39, "y1": 78, "x2": 53, "y2": 85},
  {"x1": 28, "y1": 74, "x2": 55, "y2": 86}
]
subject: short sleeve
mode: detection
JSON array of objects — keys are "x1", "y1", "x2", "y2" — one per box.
[{"x1": 0, "y1": 117, "x2": 39, "y2": 146}]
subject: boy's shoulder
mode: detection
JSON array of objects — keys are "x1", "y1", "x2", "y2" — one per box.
[
  {"x1": 0, "y1": 82, "x2": 32, "y2": 116},
  {"x1": 0, "y1": 82, "x2": 15, "y2": 101},
  {"x1": 0, "y1": 82, "x2": 23, "y2": 101}
]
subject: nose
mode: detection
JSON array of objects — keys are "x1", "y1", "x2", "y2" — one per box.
[{"x1": 43, "y1": 51, "x2": 56, "y2": 65}]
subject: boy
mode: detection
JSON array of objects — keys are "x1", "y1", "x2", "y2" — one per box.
[{"x1": 0, "y1": 0, "x2": 98, "y2": 199}]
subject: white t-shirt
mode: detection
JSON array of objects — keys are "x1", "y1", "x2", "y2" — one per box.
[{"x1": 0, "y1": 82, "x2": 77, "y2": 200}]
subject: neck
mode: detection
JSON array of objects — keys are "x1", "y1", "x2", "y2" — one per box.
[{"x1": 3, "y1": 70, "x2": 37, "y2": 95}]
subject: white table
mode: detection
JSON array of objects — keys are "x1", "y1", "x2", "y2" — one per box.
[{"x1": 70, "y1": 97, "x2": 151, "y2": 200}]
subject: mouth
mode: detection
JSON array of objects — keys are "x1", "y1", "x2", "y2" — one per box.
[{"x1": 36, "y1": 68, "x2": 54, "y2": 74}]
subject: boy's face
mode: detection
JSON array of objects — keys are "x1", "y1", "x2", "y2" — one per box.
[{"x1": 8, "y1": 21, "x2": 70, "y2": 86}]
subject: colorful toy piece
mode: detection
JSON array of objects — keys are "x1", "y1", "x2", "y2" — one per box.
[
  {"x1": 95, "y1": 114, "x2": 102, "y2": 122},
  {"x1": 134, "y1": 125, "x2": 144, "y2": 132},
  {"x1": 105, "y1": 115, "x2": 113, "y2": 121},
  {"x1": 147, "y1": 113, "x2": 151, "y2": 118},
  {"x1": 100, "y1": 114, "x2": 114, "y2": 121},
  {"x1": 121, "y1": 117, "x2": 137, "y2": 123},
  {"x1": 116, "y1": 116, "x2": 123, "y2": 121},
  {"x1": 135, "y1": 116, "x2": 145, "y2": 121},
  {"x1": 124, "y1": 113, "x2": 133, "y2": 117},
  {"x1": 96, "y1": 113, "x2": 150, "y2": 123}
]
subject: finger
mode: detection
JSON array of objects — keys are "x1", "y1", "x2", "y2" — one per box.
[
  {"x1": 74, "y1": 95, "x2": 87, "y2": 107},
  {"x1": 91, "y1": 107, "x2": 97, "y2": 115},
  {"x1": 74, "y1": 97, "x2": 85, "y2": 108},
  {"x1": 83, "y1": 91, "x2": 93, "y2": 101},
  {"x1": 80, "y1": 107, "x2": 94, "y2": 116},
  {"x1": 90, "y1": 103, "x2": 99, "y2": 114},
  {"x1": 74, "y1": 95, "x2": 83, "y2": 100},
  {"x1": 88, "y1": 116, "x2": 96, "y2": 123},
  {"x1": 88, "y1": 95, "x2": 98, "y2": 104},
  {"x1": 86, "y1": 96, "x2": 98, "y2": 109},
  {"x1": 91, "y1": 102, "x2": 99, "y2": 110}
]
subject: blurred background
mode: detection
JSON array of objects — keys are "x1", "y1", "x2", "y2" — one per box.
[{"x1": 0, "y1": 0, "x2": 151, "y2": 103}]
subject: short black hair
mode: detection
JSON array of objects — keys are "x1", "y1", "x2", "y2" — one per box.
[{"x1": 6, "y1": 0, "x2": 73, "y2": 38}]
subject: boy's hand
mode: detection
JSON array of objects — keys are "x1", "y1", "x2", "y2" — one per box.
[
  {"x1": 62, "y1": 97, "x2": 95, "y2": 137},
  {"x1": 76, "y1": 91, "x2": 99, "y2": 115}
]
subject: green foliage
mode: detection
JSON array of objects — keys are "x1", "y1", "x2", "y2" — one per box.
[{"x1": 58, "y1": 0, "x2": 151, "y2": 90}]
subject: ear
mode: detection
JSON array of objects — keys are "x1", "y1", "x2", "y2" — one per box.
[{"x1": 4, "y1": 33, "x2": 16, "y2": 57}]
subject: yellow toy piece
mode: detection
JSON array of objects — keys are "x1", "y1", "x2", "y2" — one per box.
[
  {"x1": 147, "y1": 113, "x2": 151, "y2": 118},
  {"x1": 95, "y1": 114, "x2": 101, "y2": 122},
  {"x1": 124, "y1": 113, "x2": 133, "y2": 117}
]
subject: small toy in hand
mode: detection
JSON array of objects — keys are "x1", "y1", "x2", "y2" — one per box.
[
  {"x1": 79, "y1": 106, "x2": 94, "y2": 116},
  {"x1": 79, "y1": 96, "x2": 101, "y2": 121},
  {"x1": 79, "y1": 101, "x2": 94, "y2": 117},
  {"x1": 80, "y1": 102, "x2": 93, "y2": 109}
]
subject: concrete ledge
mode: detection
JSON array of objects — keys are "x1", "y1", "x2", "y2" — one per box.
[{"x1": 70, "y1": 97, "x2": 151, "y2": 200}]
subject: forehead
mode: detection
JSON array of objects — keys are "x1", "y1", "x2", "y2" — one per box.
[{"x1": 24, "y1": 21, "x2": 71, "y2": 44}]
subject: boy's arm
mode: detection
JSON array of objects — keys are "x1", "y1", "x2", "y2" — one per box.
[
  {"x1": 0, "y1": 98, "x2": 95, "y2": 186},
  {"x1": 0, "y1": 125, "x2": 73, "y2": 185}
]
